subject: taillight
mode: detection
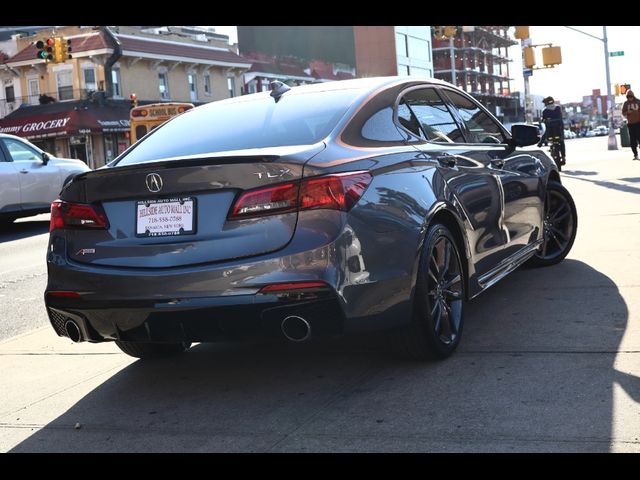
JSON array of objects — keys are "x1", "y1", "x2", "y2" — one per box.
[
  {"x1": 229, "y1": 171, "x2": 371, "y2": 220},
  {"x1": 230, "y1": 182, "x2": 298, "y2": 218},
  {"x1": 50, "y1": 200, "x2": 109, "y2": 232}
]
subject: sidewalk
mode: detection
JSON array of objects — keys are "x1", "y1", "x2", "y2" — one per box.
[{"x1": 1, "y1": 136, "x2": 639, "y2": 452}]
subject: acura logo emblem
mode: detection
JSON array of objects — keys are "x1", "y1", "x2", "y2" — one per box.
[{"x1": 145, "y1": 173, "x2": 163, "y2": 193}]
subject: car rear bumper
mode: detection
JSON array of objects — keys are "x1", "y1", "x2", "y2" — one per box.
[
  {"x1": 45, "y1": 208, "x2": 417, "y2": 344},
  {"x1": 45, "y1": 289, "x2": 346, "y2": 343}
]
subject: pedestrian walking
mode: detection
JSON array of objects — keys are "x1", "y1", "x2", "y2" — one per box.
[{"x1": 622, "y1": 90, "x2": 640, "y2": 160}]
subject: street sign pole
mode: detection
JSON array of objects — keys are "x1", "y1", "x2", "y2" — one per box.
[{"x1": 603, "y1": 27, "x2": 618, "y2": 150}]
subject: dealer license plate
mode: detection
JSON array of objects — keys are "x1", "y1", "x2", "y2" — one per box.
[{"x1": 136, "y1": 197, "x2": 195, "y2": 237}]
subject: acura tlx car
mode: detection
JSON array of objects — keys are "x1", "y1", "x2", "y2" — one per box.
[{"x1": 44, "y1": 77, "x2": 578, "y2": 360}]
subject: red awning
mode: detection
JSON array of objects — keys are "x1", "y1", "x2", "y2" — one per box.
[{"x1": 0, "y1": 108, "x2": 130, "y2": 140}]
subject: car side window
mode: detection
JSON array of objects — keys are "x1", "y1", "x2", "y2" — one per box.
[
  {"x1": 361, "y1": 107, "x2": 406, "y2": 142},
  {"x1": 396, "y1": 100, "x2": 424, "y2": 140},
  {"x1": 442, "y1": 89, "x2": 507, "y2": 144},
  {"x1": 3, "y1": 139, "x2": 41, "y2": 163},
  {"x1": 399, "y1": 88, "x2": 464, "y2": 144}
]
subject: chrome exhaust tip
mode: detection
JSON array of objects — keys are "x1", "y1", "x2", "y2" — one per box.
[
  {"x1": 64, "y1": 320, "x2": 83, "y2": 343},
  {"x1": 281, "y1": 315, "x2": 311, "y2": 342}
]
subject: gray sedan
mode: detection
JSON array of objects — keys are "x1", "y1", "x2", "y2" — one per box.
[{"x1": 0, "y1": 133, "x2": 90, "y2": 226}]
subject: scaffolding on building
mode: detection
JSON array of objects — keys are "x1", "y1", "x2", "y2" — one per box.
[{"x1": 432, "y1": 26, "x2": 521, "y2": 123}]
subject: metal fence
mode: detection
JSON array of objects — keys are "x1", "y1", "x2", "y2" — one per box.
[{"x1": 0, "y1": 88, "x2": 106, "y2": 119}]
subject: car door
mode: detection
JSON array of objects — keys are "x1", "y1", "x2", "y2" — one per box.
[
  {"x1": 439, "y1": 87, "x2": 544, "y2": 259},
  {"x1": 396, "y1": 86, "x2": 508, "y2": 276},
  {"x1": 0, "y1": 144, "x2": 21, "y2": 214},
  {"x1": 0, "y1": 137, "x2": 61, "y2": 211}
]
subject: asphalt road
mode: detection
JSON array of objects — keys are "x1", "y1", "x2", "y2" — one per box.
[
  {"x1": 0, "y1": 214, "x2": 50, "y2": 341},
  {"x1": 1, "y1": 136, "x2": 639, "y2": 452}
]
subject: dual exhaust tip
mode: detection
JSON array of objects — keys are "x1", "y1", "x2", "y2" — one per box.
[
  {"x1": 65, "y1": 316, "x2": 312, "y2": 344},
  {"x1": 64, "y1": 320, "x2": 83, "y2": 343},
  {"x1": 281, "y1": 315, "x2": 311, "y2": 342}
]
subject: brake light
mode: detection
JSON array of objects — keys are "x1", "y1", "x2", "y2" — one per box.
[
  {"x1": 229, "y1": 172, "x2": 371, "y2": 220},
  {"x1": 300, "y1": 172, "x2": 371, "y2": 211},
  {"x1": 50, "y1": 200, "x2": 109, "y2": 232},
  {"x1": 230, "y1": 182, "x2": 298, "y2": 218}
]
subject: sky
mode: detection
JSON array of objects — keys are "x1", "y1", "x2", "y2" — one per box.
[
  {"x1": 509, "y1": 26, "x2": 640, "y2": 104},
  {"x1": 208, "y1": 26, "x2": 640, "y2": 105}
]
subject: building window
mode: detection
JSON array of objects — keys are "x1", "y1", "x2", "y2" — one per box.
[
  {"x1": 396, "y1": 33, "x2": 408, "y2": 57},
  {"x1": 5, "y1": 85, "x2": 15, "y2": 103},
  {"x1": 56, "y1": 70, "x2": 74, "y2": 101},
  {"x1": 408, "y1": 37, "x2": 430, "y2": 62},
  {"x1": 204, "y1": 74, "x2": 211, "y2": 96},
  {"x1": 83, "y1": 68, "x2": 97, "y2": 91},
  {"x1": 227, "y1": 77, "x2": 235, "y2": 98},
  {"x1": 188, "y1": 73, "x2": 197, "y2": 102},
  {"x1": 159, "y1": 72, "x2": 169, "y2": 99},
  {"x1": 27, "y1": 77, "x2": 40, "y2": 105},
  {"x1": 111, "y1": 69, "x2": 121, "y2": 97}
]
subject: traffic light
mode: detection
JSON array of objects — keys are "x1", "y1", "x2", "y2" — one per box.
[
  {"x1": 35, "y1": 38, "x2": 54, "y2": 61},
  {"x1": 53, "y1": 37, "x2": 62, "y2": 63},
  {"x1": 523, "y1": 46, "x2": 535, "y2": 68},
  {"x1": 542, "y1": 46, "x2": 562, "y2": 66},
  {"x1": 443, "y1": 26, "x2": 457, "y2": 38},
  {"x1": 130, "y1": 93, "x2": 138, "y2": 109},
  {"x1": 615, "y1": 83, "x2": 620, "y2": 96},
  {"x1": 620, "y1": 84, "x2": 631, "y2": 95},
  {"x1": 60, "y1": 38, "x2": 72, "y2": 61},
  {"x1": 514, "y1": 26, "x2": 530, "y2": 40}
]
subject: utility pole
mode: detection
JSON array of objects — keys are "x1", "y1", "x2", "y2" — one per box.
[
  {"x1": 563, "y1": 26, "x2": 618, "y2": 150},
  {"x1": 602, "y1": 26, "x2": 617, "y2": 150}
]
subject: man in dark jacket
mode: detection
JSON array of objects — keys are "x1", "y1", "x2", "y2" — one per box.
[
  {"x1": 622, "y1": 90, "x2": 640, "y2": 160},
  {"x1": 539, "y1": 96, "x2": 566, "y2": 164}
]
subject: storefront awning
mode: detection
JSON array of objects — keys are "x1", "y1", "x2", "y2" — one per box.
[{"x1": 0, "y1": 102, "x2": 131, "y2": 140}]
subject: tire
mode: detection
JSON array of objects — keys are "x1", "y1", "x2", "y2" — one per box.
[
  {"x1": 527, "y1": 180, "x2": 577, "y2": 267},
  {"x1": 391, "y1": 223, "x2": 465, "y2": 360},
  {"x1": 115, "y1": 340, "x2": 191, "y2": 359}
]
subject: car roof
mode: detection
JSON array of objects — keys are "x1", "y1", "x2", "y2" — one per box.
[{"x1": 193, "y1": 76, "x2": 457, "y2": 111}]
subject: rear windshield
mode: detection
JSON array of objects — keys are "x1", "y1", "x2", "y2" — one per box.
[{"x1": 116, "y1": 88, "x2": 361, "y2": 166}]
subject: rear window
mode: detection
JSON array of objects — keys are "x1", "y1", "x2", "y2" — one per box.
[{"x1": 116, "y1": 89, "x2": 361, "y2": 166}]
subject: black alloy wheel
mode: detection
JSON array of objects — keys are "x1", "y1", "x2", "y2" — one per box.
[
  {"x1": 528, "y1": 180, "x2": 577, "y2": 267},
  {"x1": 391, "y1": 223, "x2": 465, "y2": 360}
]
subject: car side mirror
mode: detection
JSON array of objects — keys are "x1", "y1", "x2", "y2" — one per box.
[
  {"x1": 510, "y1": 124, "x2": 539, "y2": 147},
  {"x1": 42, "y1": 152, "x2": 50, "y2": 165}
]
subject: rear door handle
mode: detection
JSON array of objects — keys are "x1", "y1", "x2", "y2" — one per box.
[
  {"x1": 19, "y1": 169, "x2": 29, "y2": 174},
  {"x1": 436, "y1": 155, "x2": 457, "y2": 167}
]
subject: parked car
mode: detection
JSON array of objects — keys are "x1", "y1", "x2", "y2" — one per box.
[
  {"x1": 0, "y1": 134, "x2": 90, "y2": 226},
  {"x1": 44, "y1": 77, "x2": 578, "y2": 361},
  {"x1": 594, "y1": 126, "x2": 609, "y2": 136}
]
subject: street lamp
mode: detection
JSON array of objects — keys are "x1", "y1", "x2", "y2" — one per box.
[{"x1": 563, "y1": 26, "x2": 618, "y2": 150}]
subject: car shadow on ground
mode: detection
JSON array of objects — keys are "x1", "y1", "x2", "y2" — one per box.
[
  {"x1": 9, "y1": 259, "x2": 636, "y2": 452},
  {"x1": 0, "y1": 220, "x2": 49, "y2": 243}
]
